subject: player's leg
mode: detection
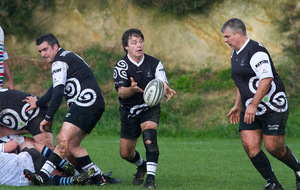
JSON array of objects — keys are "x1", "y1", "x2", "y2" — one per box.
[
  {"x1": 241, "y1": 129, "x2": 282, "y2": 189},
  {"x1": 68, "y1": 128, "x2": 106, "y2": 185},
  {"x1": 139, "y1": 106, "x2": 160, "y2": 189},
  {"x1": 264, "y1": 135, "x2": 300, "y2": 189},
  {"x1": 24, "y1": 122, "x2": 80, "y2": 184},
  {"x1": 119, "y1": 106, "x2": 146, "y2": 185},
  {"x1": 262, "y1": 111, "x2": 300, "y2": 189},
  {"x1": 141, "y1": 121, "x2": 158, "y2": 189},
  {"x1": 120, "y1": 138, "x2": 146, "y2": 185}
]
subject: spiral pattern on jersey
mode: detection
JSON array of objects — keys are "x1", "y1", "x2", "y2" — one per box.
[
  {"x1": 0, "y1": 103, "x2": 40, "y2": 130},
  {"x1": 75, "y1": 89, "x2": 97, "y2": 107},
  {"x1": 247, "y1": 76, "x2": 288, "y2": 115},
  {"x1": 65, "y1": 78, "x2": 81, "y2": 106},
  {"x1": 114, "y1": 60, "x2": 128, "y2": 80}
]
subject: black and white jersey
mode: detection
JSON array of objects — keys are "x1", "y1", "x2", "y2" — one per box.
[
  {"x1": 231, "y1": 39, "x2": 287, "y2": 115},
  {"x1": 52, "y1": 48, "x2": 104, "y2": 107},
  {"x1": 0, "y1": 89, "x2": 41, "y2": 130},
  {"x1": 113, "y1": 53, "x2": 167, "y2": 115}
]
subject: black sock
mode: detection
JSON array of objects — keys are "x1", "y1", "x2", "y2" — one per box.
[
  {"x1": 278, "y1": 145, "x2": 300, "y2": 172},
  {"x1": 129, "y1": 150, "x2": 145, "y2": 167},
  {"x1": 129, "y1": 150, "x2": 141, "y2": 163},
  {"x1": 250, "y1": 150, "x2": 280, "y2": 184},
  {"x1": 76, "y1": 155, "x2": 92, "y2": 171}
]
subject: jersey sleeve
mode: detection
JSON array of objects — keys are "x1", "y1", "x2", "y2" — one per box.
[
  {"x1": 155, "y1": 61, "x2": 168, "y2": 83},
  {"x1": 249, "y1": 51, "x2": 273, "y2": 80},
  {"x1": 52, "y1": 61, "x2": 69, "y2": 88},
  {"x1": 113, "y1": 60, "x2": 129, "y2": 90}
]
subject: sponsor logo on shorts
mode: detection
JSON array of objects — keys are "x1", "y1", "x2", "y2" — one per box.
[
  {"x1": 66, "y1": 113, "x2": 71, "y2": 117},
  {"x1": 267, "y1": 124, "x2": 279, "y2": 130}
]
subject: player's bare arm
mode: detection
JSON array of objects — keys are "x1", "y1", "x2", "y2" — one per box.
[
  {"x1": 3, "y1": 60, "x2": 14, "y2": 89},
  {"x1": 244, "y1": 77, "x2": 272, "y2": 124},
  {"x1": 227, "y1": 88, "x2": 242, "y2": 124},
  {"x1": 163, "y1": 82, "x2": 176, "y2": 102},
  {"x1": 118, "y1": 77, "x2": 143, "y2": 99}
]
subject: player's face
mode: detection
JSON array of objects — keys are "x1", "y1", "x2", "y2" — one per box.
[
  {"x1": 37, "y1": 41, "x2": 58, "y2": 63},
  {"x1": 222, "y1": 27, "x2": 240, "y2": 51},
  {"x1": 125, "y1": 35, "x2": 144, "y2": 62}
]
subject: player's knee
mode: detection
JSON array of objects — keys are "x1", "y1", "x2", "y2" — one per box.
[
  {"x1": 265, "y1": 144, "x2": 286, "y2": 157},
  {"x1": 120, "y1": 150, "x2": 134, "y2": 161},
  {"x1": 143, "y1": 129, "x2": 159, "y2": 160}
]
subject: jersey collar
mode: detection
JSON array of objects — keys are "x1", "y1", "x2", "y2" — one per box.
[
  {"x1": 236, "y1": 38, "x2": 250, "y2": 55},
  {"x1": 127, "y1": 54, "x2": 145, "y2": 67}
]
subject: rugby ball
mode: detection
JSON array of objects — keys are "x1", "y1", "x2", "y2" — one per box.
[{"x1": 143, "y1": 79, "x2": 165, "y2": 107}]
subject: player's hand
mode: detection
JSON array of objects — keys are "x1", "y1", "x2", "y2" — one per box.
[
  {"x1": 244, "y1": 104, "x2": 257, "y2": 124},
  {"x1": 227, "y1": 105, "x2": 241, "y2": 124},
  {"x1": 40, "y1": 119, "x2": 50, "y2": 133},
  {"x1": 164, "y1": 83, "x2": 176, "y2": 102},
  {"x1": 130, "y1": 77, "x2": 143, "y2": 93},
  {"x1": 23, "y1": 96, "x2": 38, "y2": 112}
]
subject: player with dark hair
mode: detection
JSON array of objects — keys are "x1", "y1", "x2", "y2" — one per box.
[
  {"x1": 114, "y1": 28, "x2": 176, "y2": 189},
  {"x1": 23, "y1": 33, "x2": 108, "y2": 185},
  {"x1": 0, "y1": 89, "x2": 53, "y2": 149},
  {"x1": 222, "y1": 18, "x2": 300, "y2": 190}
]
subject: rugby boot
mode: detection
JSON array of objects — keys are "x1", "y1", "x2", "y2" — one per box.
[
  {"x1": 87, "y1": 169, "x2": 106, "y2": 186},
  {"x1": 103, "y1": 171, "x2": 122, "y2": 184},
  {"x1": 72, "y1": 167, "x2": 95, "y2": 185},
  {"x1": 132, "y1": 162, "x2": 147, "y2": 185},
  {"x1": 23, "y1": 169, "x2": 44, "y2": 185},
  {"x1": 143, "y1": 175, "x2": 156, "y2": 189},
  {"x1": 61, "y1": 162, "x2": 75, "y2": 177},
  {"x1": 264, "y1": 182, "x2": 284, "y2": 190}
]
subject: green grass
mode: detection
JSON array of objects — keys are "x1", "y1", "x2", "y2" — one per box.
[{"x1": 3, "y1": 135, "x2": 299, "y2": 189}]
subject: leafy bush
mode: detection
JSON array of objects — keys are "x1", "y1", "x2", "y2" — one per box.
[
  {"x1": 82, "y1": 46, "x2": 122, "y2": 86},
  {"x1": 131, "y1": 0, "x2": 223, "y2": 15},
  {"x1": 0, "y1": 0, "x2": 55, "y2": 38}
]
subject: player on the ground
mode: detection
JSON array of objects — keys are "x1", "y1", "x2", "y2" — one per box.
[
  {"x1": 113, "y1": 28, "x2": 176, "y2": 189},
  {"x1": 0, "y1": 89, "x2": 53, "y2": 149},
  {"x1": 222, "y1": 18, "x2": 300, "y2": 190},
  {"x1": 0, "y1": 140, "x2": 94, "y2": 186}
]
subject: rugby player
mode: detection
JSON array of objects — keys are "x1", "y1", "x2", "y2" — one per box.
[
  {"x1": 0, "y1": 140, "x2": 93, "y2": 186},
  {"x1": 222, "y1": 18, "x2": 300, "y2": 190},
  {"x1": 23, "y1": 33, "x2": 107, "y2": 185},
  {"x1": 114, "y1": 28, "x2": 176, "y2": 189}
]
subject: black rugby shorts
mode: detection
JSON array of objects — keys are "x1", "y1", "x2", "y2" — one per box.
[
  {"x1": 120, "y1": 106, "x2": 160, "y2": 139},
  {"x1": 64, "y1": 101, "x2": 104, "y2": 134},
  {"x1": 239, "y1": 111, "x2": 289, "y2": 135}
]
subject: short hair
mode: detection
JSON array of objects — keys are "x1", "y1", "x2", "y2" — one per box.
[
  {"x1": 36, "y1": 33, "x2": 60, "y2": 48},
  {"x1": 121, "y1": 28, "x2": 144, "y2": 53},
  {"x1": 221, "y1": 18, "x2": 247, "y2": 36}
]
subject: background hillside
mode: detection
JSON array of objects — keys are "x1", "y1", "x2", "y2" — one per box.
[{"x1": 0, "y1": 0, "x2": 299, "y2": 138}]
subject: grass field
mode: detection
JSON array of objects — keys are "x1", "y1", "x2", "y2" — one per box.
[{"x1": 2, "y1": 135, "x2": 300, "y2": 190}]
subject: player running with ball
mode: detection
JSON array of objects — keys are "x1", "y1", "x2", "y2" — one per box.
[{"x1": 113, "y1": 28, "x2": 176, "y2": 189}]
